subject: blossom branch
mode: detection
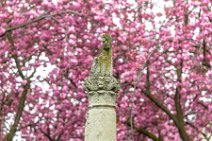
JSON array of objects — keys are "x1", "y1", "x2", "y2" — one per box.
[
  {"x1": 0, "y1": 10, "x2": 83, "y2": 37},
  {"x1": 186, "y1": 122, "x2": 211, "y2": 141}
]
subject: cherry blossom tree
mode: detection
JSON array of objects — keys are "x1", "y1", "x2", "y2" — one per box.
[{"x1": 0, "y1": 0, "x2": 211, "y2": 141}]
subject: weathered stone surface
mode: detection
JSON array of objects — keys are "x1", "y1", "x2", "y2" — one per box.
[
  {"x1": 84, "y1": 75, "x2": 119, "y2": 141},
  {"x1": 86, "y1": 90, "x2": 116, "y2": 108},
  {"x1": 84, "y1": 34, "x2": 119, "y2": 141},
  {"x1": 84, "y1": 76, "x2": 120, "y2": 92},
  {"x1": 84, "y1": 108, "x2": 116, "y2": 141}
]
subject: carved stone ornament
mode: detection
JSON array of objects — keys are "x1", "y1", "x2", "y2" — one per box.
[
  {"x1": 84, "y1": 75, "x2": 120, "y2": 109},
  {"x1": 84, "y1": 34, "x2": 119, "y2": 141},
  {"x1": 84, "y1": 75, "x2": 120, "y2": 92}
]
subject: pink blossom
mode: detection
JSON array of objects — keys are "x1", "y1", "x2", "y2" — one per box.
[
  {"x1": 22, "y1": 80, "x2": 28, "y2": 85},
  {"x1": 1, "y1": 1, "x2": 211, "y2": 141}
]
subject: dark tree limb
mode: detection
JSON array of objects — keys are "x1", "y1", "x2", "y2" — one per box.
[
  {"x1": 2, "y1": 80, "x2": 31, "y2": 141},
  {"x1": 143, "y1": 61, "x2": 177, "y2": 123},
  {"x1": 186, "y1": 122, "x2": 211, "y2": 141},
  {"x1": 3, "y1": 28, "x2": 36, "y2": 141},
  {"x1": 125, "y1": 119, "x2": 163, "y2": 141},
  {"x1": 135, "y1": 127, "x2": 162, "y2": 141},
  {"x1": 0, "y1": 10, "x2": 83, "y2": 37},
  {"x1": 143, "y1": 62, "x2": 190, "y2": 141}
]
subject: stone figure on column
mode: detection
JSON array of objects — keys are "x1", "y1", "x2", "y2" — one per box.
[{"x1": 84, "y1": 33, "x2": 120, "y2": 141}]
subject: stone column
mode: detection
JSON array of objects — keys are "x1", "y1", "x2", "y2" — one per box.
[{"x1": 84, "y1": 75, "x2": 120, "y2": 141}]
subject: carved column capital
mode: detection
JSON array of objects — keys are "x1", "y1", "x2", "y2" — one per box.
[
  {"x1": 84, "y1": 75, "x2": 120, "y2": 108},
  {"x1": 84, "y1": 75, "x2": 120, "y2": 92}
]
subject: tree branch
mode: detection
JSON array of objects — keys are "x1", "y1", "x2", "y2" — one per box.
[
  {"x1": 2, "y1": 80, "x2": 31, "y2": 141},
  {"x1": 186, "y1": 122, "x2": 211, "y2": 141},
  {"x1": 142, "y1": 62, "x2": 177, "y2": 123},
  {"x1": 125, "y1": 119, "x2": 162, "y2": 141},
  {"x1": 39, "y1": 128, "x2": 54, "y2": 141},
  {"x1": 0, "y1": 10, "x2": 83, "y2": 37},
  {"x1": 174, "y1": 59, "x2": 190, "y2": 141},
  {"x1": 3, "y1": 27, "x2": 36, "y2": 141},
  {"x1": 6, "y1": 30, "x2": 25, "y2": 79},
  {"x1": 175, "y1": 60, "x2": 184, "y2": 124},
  {"x1": 135, "y1": 127, "x2": 162, "y2": 141}
]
